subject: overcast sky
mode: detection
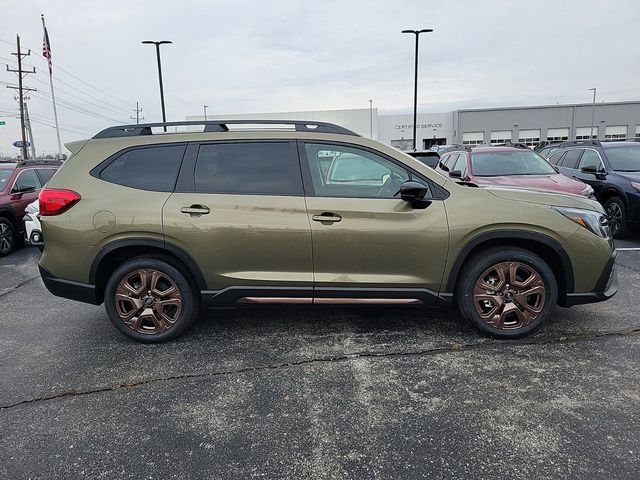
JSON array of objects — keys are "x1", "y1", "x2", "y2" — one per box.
[{"x1": 1, "y1": 0, "x2": 639, "y2": 155}]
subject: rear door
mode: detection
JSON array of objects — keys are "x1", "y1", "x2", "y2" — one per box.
[
  {"x1": 9, "y1": 169, "x2": 41, "y2": 219},
  {"x1": 162, "y1": 141, "x2": 313, "y2": 300},
  {"x1": 299, "y1": 141, "x2": 449, "y2": 304}
]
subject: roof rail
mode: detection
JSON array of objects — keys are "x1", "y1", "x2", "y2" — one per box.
[
  {"x1": 503, "y1": 141, "x2": 531, "y2": 149},
  {"x1": 16, "y1": 159, "x2": 63, "y2": 167},
  {"x1": 557, "y1": 139, "x2": 602, "y2": 148},
  {"x1": 93, "y1": 120, "x2": 360, "y2": 139}
]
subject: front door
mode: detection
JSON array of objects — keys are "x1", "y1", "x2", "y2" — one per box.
[
  {"x1": 299, "y1": 141, "x2": 449, "y2": 304},
  {"x1": 163, "y1": 141, "x2": 313, "y2": 303}
]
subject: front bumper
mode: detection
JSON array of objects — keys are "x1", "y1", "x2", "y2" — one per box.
[
  {"x1": 39, "y1": 263, "x2": 99, "y2": 305},
  {"x1": 561, "y1": 253, "x2": 618, "y2": 307}
]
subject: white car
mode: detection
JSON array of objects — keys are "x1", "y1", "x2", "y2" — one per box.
[{"x1": 23, "y1": 199, "x2": 43, "y2": 249}]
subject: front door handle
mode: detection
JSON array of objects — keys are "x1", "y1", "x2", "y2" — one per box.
[
  {"x1": 180, "y1": 205, "x2": 210, "y2": 216},
  {"x1": 312, "y1": 212, "x2": 342, "y2": 224}
]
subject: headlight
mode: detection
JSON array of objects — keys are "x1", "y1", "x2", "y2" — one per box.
[
  {"x1": 632, "y1": 181, "x2": 640, "y2": 193},
  {"x1": 580, "y1": 184, "x2": 594, "y2": 197},
  {"x1": 554, "y1": 207, "x2": 609, "y2": 238}
]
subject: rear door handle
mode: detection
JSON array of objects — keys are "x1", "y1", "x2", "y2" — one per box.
[
  {"x1": 312, "y1": 212, "x2": 342, "y2": 224},
  {"x1": 180, "y1": 205, "x2": 210, "y2": 216}
]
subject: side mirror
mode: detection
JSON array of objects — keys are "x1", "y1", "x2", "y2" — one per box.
[
  {"x1": 11, "y1": 185, "x2": 36, "y2": 195},
  {"x1": 449, "y1": 170, "x2": 462, "y2": 179},
  {"x1": 398, "y1": 181, "x2": 431, "y2": 209}
]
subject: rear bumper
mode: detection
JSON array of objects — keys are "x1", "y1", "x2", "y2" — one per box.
[
  {"x1": 39, "y1": 263, "x2": 99, "y2": 305},
  {"x1": 560, "y1": 254, "x2": 618, "y2": 307}
]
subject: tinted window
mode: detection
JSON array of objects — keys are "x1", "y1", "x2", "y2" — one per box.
[
  {"x1": 100, "y1": 145, "x2": 185, "y2": 192},
  {"x1": 577, "y1": 150, "x2": 605, "y2": 171},
  {"x1": 548, "y1": 151, "x2": 565, "y2": 165},
  {"x1": 560, "y1": 149, "x2": 582, "y2": 169},
  {"x1": 471, "y1": 150, "x2": 556, "y2": 176},
  {"x1": 194, "y1": 142, "x2": 299, "y2": 195},
  {"x1": 304, "y1": 143, "x2": 413, "y2": 199},
  {"x1": 604, "y1": 146, "x2": 640, "y2": 171},
  {"x1": 35, "y1": 168, "x2": 56, "y2": 185},
  {"x1": 0, "y1": 169, "x2": 12, "y2": 192},
  {"x1": 12, "y1": 169, "x2": 41, "y2": 192}
]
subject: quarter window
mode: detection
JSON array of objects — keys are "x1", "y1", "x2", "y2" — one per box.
[
  {"x1": 12, "y1": 169, "x2": 41, "y2": 193},
  {"x1": 304, "y1": 143, "x2": 413, "y2": 199},
  {"x1": 99, "y1": 145, "x2": 186, "y2": 192},
  {"x1": 194, "y1": 142, "x2": 300, "y2": 195}
]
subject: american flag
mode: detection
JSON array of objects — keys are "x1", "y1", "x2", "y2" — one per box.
[{"x1": 42, "y1": 19, "x2": 52, "y2": 74}]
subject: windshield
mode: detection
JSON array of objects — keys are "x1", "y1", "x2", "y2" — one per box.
[
  {"x1": 605, "y1": 146, "x2": 640, "y2": 171},
  {"x1": 0, "y1": 169, "x2": 13, "y2": 191},
  {"x1": 471, "y1": 150, "x2": 556, "y2": 176}
]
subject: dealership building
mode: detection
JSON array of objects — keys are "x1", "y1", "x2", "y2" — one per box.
[{"x1": 187, "y1": 100, "x2": 640, "y2": 151}]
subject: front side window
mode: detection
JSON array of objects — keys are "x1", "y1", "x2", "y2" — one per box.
[
  {"x1": 471, "y1": 151, "x2": 556, "y2": 176},
  {"x1": 451, "y1": 154, "x2": 468, "y2": 177},
  {"x1": 194, "y1": 142, "x2": 300, "y2": 195},
  {"x1": 577, "y1": 150, "x2": 605, "y2": 171},
  {"x1": 12, "y1": 169, "x2": 41, "y2": 193},
  {"x1": 99, "y1": 145, "x2": 186, "y2": 192},
  {"x1": 304, "y1": 143, "x2": 412, "y2": 199},
  {"x1": 36, "y1": 168, "x2": 56, "y2": 185}
]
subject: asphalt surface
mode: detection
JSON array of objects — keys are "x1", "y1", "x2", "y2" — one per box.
[{"x1": 1, "y1": 237, "x2": 640, "y2": 480}]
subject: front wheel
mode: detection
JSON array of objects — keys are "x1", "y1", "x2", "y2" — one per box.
[
  {"x1": 456, "y1": 248, "x2": 558, "y2": 338},
  {"x1": 104, "y1": 258, "x2": 199, "y2": 343}
]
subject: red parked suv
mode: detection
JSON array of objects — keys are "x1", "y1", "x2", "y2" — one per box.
[
  {"x1": 435, "y1": 144, "x2": 594, "y2": 197},
  {"x1": 0, "y1": 160, "x2": 61, "y2": 256}
]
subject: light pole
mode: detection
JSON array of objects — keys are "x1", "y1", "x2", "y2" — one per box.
[
  {"x1": 589, "y1": 87, "x2": 596, "y2": 139},
  {"x1": 142, "y1": 40, "x2": 172, "y2": 131},
  {"x1": 203, "y1": 104, "x2": 208, "y2": 121},
  {"x1": 402, "y1": 28, "x2": 433, "y2": 151},
  {"x1": 369, "y1": 99, "x2": 373, "y2": 138}
]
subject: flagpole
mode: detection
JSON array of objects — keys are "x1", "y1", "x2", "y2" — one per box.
[{"x1": 41, "y1": 14, "x2": 63, "y2": 159}]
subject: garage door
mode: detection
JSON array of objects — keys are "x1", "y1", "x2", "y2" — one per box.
[
  {"x1": 490, "y1": 131, "x2": 512, "y2": 145},
  {"x1": 605, "y1": 125, "x2": 627, "y2": 141},
  {"x1": 462, "y1": 132, "x2": 484, "y2": 146},
  {"x1": 576, "y1": 127, "x2": 597, "y2": 140},
  {"x1": 518, "y1": 129, "x2": 540, "y2": 146},
  {"x1": 547, "y1": 128, "x2": 569, "y2": 141}
]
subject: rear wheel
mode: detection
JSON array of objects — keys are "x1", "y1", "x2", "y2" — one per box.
[
  {"x1": 104, "y1": 258, "x2": 199, "y2": 343},
  {"x1": 604, "y1": 197, "x2": 631, "y2": 239},
  {"x1": 456, "y1": 248, "x2": 557, "y2": 338},
  {"x1": 0, "y1": 218, "x2": 15, "y2": 257}
]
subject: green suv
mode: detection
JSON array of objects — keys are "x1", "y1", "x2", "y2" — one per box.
[{"x1": 39, "y1": 120, "x2": 617, "y2": 342}]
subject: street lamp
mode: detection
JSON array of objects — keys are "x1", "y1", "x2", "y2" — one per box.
[
  {"x1": 589, "y1": 87, "x2": 597, "y2": 139},
  {"x1": 142, "y1": 40, "x2": 172, "y2": 131},
  {"x1": 402, "y1": 28, "x2": 433, "y2": 151},
  {"x1": 203, "y1": 104, "x2": 208, "y2": 121},
  {"x1": 369, "y1": 99, "x2": 373, "y2": 138}
]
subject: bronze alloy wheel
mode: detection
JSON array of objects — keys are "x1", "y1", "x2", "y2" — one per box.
[
  {"x1": 115, "y1": 269, "x2": 182, "y2": 335},
  {"x1": 473, "y1": 261, "x2": 546, "y2": 330}
]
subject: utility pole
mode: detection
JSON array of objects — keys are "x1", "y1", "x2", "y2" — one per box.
[
  {"x1": 130, "y1": 102, "x2": 144, "y2": 124},
  {"x1": 24, "y1": 100, "x2": 37, "y2": 160},
  {"x1": 203, "y1": 104, "x2": 208, "y2": 121},
  {"x1": 6, "y1": 35, "x2": 36, "y2": 160},
  {"x1": 589, "y1": 88, "x2": 597, "y2": 139},
  {"x1": 369, "y1": 99, "x2": 373, "y2": 138}
]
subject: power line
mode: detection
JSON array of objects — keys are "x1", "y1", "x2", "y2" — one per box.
[{"x1": 30, "y1": 90, "x2": 128, "y2": 124}]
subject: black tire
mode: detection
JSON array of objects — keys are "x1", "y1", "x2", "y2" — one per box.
[
  {"x1": 604, "y1": 197, "x2": 632, "y2": 239},
  {"x1": 104, "y1": 258, "x2": 199, "y2": 343},
  {"x1": 456, "y1": 247, "x2": 558, "y2": 338},
  {"x1": 0, "y1": 218, "x2": 15, "y2": 257}
]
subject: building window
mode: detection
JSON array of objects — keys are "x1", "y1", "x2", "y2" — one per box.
[
  {"x1": 518, "y1": 129, "x2": 541, "y2": 147},
  {"x1": 462, "y1": 132, "x2": 484, "y2": 146},
  {"x1": 547, "y1": 128, "x2": 569, "y2": 142},
  {"x1": 604, "y1": 125, "x2": 627, "y2": 142},
  {"x1": 575, "y1": 127, "x2": 598, "y2": 140},
  {"x1": 636, "y1": 126, "x2": 640, "y2": 141}
]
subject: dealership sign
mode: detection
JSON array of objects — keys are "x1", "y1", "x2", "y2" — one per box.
[
  {"x1": 394, "y1": 123, "x2": 443, "y2": 130},
  {"x1": 13, "y1": 140, "x2": 30, "y2": 148}
]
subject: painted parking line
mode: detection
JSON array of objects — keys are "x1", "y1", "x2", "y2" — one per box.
[{"x1": 616, "y1": 247, "x2": 640, "y2": 251}]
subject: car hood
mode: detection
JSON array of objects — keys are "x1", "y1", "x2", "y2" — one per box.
[
  {"x1": 483, "y1": 185, "x2": 603, "y2": 212},
  {"x1": 615, "y1": 171, "x2": 640, "y2": 182},
  {"x1": 473, "y1": 173, "x2": 586, "y2": 195}
]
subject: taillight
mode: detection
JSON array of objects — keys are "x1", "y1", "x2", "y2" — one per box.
[{"x1": 39, "y1": 189, "x2": 81, "y2": 216}]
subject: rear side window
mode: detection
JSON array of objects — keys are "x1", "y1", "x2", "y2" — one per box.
[
  {"x1": 35, "y1": 168, "x2": 56, "y2": 185},
  {"x1": 194, "y1": 142, "x2": 301, "y2": 195},
  {"x1": 99, "y1": 145, "x2": 186, "y2": 192},
  {"x1": 548, "y1": 151, "x2": 565, "y2": 165},
  {"x1": 560, "y1": 149, "x2": 582, "y2": 169}
]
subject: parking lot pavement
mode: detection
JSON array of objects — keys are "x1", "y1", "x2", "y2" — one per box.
[{"x1": 1, "y1": 241, "x2": 639, "y2": 479}]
